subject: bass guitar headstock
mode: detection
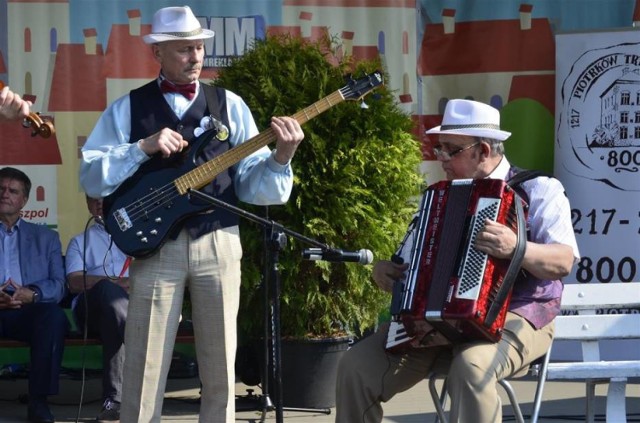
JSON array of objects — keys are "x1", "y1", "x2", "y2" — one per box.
[{"x1": 340, "y1": 71, "x2": 384, "y2": 103}]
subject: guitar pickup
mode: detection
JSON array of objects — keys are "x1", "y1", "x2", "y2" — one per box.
[{"x1": 114, "y1": 208, "x2": 132, "y2": 232}]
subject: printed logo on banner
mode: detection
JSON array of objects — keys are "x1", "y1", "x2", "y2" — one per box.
[
  {"x1": 199, "y1": 15, "x2": 266, "y2": 68},
  {"x1": 557, "y1": 41, "x2": 640, "y2": 191}
]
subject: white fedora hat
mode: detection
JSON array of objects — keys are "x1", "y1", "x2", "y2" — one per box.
[
  {"x1": 143, "y1": 6, "x2": 215, "y2": 44},
  {"x1": 425, "y1": 99, "x2": 511, "y2": 141}
]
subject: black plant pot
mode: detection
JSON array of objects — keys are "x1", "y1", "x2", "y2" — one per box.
[
  {"x1": 237, "y1": 335, "x2": 351, "y2": 409},
  {"x1": 276, "y1": 336, "x2": 351, "y2": 409}
]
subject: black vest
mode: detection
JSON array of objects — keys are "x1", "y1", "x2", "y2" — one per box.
[{"x1": 129, "y1": 81, "x2": 239, "y2": 239}]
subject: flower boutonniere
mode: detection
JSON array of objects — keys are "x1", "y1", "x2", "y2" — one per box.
[{"x1": 194, "y1": 115, "x2": 229, "y2": 141}]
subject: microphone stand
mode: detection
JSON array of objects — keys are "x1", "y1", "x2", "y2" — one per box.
[{"x1": 189, "y1": 189, "x2": 332, "y2": 422}]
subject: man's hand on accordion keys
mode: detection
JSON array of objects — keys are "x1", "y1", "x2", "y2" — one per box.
[
  {"x1": 372, "y1": 260, "x2": 409, "y2": 293},
  {"x1": 473, "y1": 218, "x2": 519, "y2": 260}
]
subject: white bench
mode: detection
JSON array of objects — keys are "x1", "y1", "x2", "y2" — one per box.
[{"x1": 539, "y1": 282, "x2": 640, "y2": 423}]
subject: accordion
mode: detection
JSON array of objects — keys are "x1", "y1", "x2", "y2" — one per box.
[{"x1": 386, "y1": 178, "x2": 527, "y2": 352}]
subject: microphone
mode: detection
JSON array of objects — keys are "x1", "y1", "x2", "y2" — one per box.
[{"x1": 302, "y1": 248, "x2": 374, "y2": 265}]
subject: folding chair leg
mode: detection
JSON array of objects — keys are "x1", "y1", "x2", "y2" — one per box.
[
  {"x1": 586, "y1": 380, "x2": 596, "y2": 423},
  {"x1": 498, "y1": 379, "x2": 525, "y2": 423},
  {"x1": 530, "y1": 349, "x2": 551, "y2": 423},
  {"x1": 428, "y1": 373, "x2": 449, "y2": 423}
]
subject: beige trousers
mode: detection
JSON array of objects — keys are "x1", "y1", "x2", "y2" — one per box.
[
  {"x1": 120, "y1": 227, "x2": 242, "y2": 423},
  {"x1": 335, "y1": 312, "x2": 554, "y2": 423}
]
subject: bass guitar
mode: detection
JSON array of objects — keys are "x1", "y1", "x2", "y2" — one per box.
[{"x1": 103, "y1": 71, "x2": 383, "y2": 258}]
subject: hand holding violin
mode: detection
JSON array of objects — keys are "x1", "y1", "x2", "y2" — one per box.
[
  {"x1": 0, "y1": 84, "x2": 55, "y2": 138},
  {"x1": 0, "y1": 85, "x2": 31, "y2": 123}
]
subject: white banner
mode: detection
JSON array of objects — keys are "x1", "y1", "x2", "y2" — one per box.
[{"x1": 555, "y1": 29, "x2": 640, "y2": 360}]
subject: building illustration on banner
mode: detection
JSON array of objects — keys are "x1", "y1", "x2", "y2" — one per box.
[
  {"x1": 418, "y1": 4, "x2": 554, "y2": 121},
  {"x1": 593, "y1": 68, "x2": 640, "y2": 149},
  {"x1": 416, "y1": 4, "x2": 555, "y2": 179},
  {"x1": 0, "y1": 0, "x2": 66, "y2": 228},
  {"x1": 557, "y1": 40, "x2": 640, "y2": 192}
]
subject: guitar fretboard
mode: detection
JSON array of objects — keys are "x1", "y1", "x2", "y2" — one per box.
[{"x1": 174, "y1": 89, "x2": 346, "y2": 195}]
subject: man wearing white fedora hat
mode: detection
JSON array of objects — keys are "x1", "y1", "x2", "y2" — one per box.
[
  {"x1": 80, "y1": 5, "x2": 304, "y2": 422},
  {"x1": 336, "y1": 99, "x2": 579, "y2": 422}
]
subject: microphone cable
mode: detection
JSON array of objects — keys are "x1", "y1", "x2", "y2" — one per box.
[
  {"x1": 72, "y1": 215, "x2": 130, "y2": 422},
  {"x1": 73, "y1": 216, "x2": 106, "y2": 423}
]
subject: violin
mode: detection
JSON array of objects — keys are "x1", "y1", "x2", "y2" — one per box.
[
  {"x1": 0, "y1": 80, "x2": 55, "y2": 138},
  {"x1": 22, "y1": 112, "x2": 55, "y2": 138}
]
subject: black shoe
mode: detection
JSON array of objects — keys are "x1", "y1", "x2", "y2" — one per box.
[
  {"x1": 96, "y1": 398, "x2": 120, "y2": 422},
  {"x1": 27, "y1": 399, "x2": 54, "y2": 423}
]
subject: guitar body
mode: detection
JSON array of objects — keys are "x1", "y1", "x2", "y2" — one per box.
[{"x1": 103, "y1": 129, "x2": 219, "y2": 259}]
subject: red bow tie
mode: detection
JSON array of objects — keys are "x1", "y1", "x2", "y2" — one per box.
[{"x1": 160, "y1": 80, "x2": 196, "y2": 100}]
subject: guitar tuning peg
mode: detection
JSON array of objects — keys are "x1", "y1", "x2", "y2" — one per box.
[{"x1": 360, "y1": 100, "x2": 369, "y2": 109}]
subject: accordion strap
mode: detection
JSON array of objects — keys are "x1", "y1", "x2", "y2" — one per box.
[{"x1": 484, "y1": 194, "x2": 527, "y2": 327}]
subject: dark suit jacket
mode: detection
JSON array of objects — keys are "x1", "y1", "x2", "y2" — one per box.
[{"x1": 17, "y1": 220, "x2": 66, "y2": 303}]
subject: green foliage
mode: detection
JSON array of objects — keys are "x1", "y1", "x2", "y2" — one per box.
[{"x1": 216, "y1": 35, "x2": 424, "y2": 339}]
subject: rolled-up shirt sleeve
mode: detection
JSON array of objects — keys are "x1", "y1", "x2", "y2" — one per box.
[
  {"x1": 227, "y1": 91, "x2": 294, "y2": 205},
  {"x1": 525, "y1": 177, "x2": 580, "y2": 262},
  {"x1": 80, "y1": 96, "x2": 149, "y2": 198}
]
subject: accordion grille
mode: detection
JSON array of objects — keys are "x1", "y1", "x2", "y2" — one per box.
[{"x1": 457, "y1": 198, "x2": 500, "y2": 299}]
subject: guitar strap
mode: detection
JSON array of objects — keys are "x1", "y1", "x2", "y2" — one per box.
[
  {"x1": 506, "y1": 166, "x2": 550, "y2": 205},
  {"x1": 202, "y1": 84, "x2": 227, "y2": 128},
  {"x1": 186, "y1": 84, "x2": 240, "y2": 238}
]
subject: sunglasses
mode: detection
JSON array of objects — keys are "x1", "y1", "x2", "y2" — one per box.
[{"x1": 432, "y1": 142, "x2": 480, "y2": 161}]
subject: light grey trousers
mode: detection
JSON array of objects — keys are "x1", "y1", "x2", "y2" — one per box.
[{"x1": 120, "y1": 227, "x2": 242, "y2": 423}]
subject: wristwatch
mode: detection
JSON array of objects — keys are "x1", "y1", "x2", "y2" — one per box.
[{"x1": 29, "y1": 287, "x2": 41, "y2": 303}]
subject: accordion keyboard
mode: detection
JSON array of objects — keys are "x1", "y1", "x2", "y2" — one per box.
[{"x1": 456, "y1": 197, "x2": 501, "y2": 300}]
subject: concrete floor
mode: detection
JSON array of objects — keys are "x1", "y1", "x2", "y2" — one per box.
[{"x1": 0, "y1": 372, "x2": 639, "y2": 422}]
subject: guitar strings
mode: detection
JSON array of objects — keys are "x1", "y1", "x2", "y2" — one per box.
[{"x1": 119, "y1": 182, "x2": 180, "y2": 225}]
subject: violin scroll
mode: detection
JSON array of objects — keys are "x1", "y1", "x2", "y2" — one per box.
[{"x1": 23, "y1": 112, "x2": 55, "y2": 138}]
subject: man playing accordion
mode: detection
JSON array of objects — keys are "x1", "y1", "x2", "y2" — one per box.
[{"x1": 335, "y1": 99, "x2": 580, "y2": 423}]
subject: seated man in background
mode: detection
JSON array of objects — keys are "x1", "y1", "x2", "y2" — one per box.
[
  {"x1": 0, "y1": 166, "x2": 68, "y2": 423},
  {"x1": 65, "y1": 195, "x2": 129, "y2": 422}
]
